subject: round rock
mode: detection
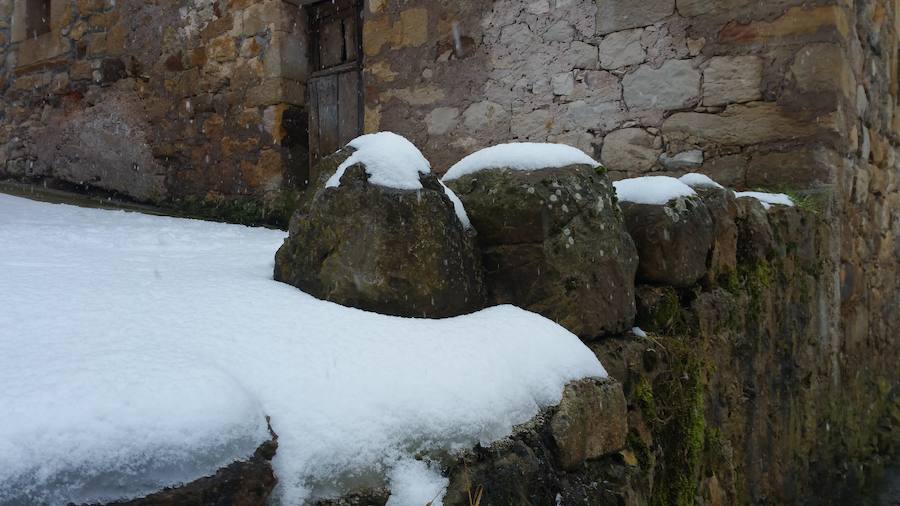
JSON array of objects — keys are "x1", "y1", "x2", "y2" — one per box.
[
  {"x1": 619, "y1": 195, "x2": 714, "y2": 287},
  {"x1": 274, "y1": 148, "x2": 485, "y2": 318},
  {"x1": 445, "y1": 165, "x2": 639, "y2": 338}
]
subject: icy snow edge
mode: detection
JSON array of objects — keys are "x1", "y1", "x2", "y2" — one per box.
[
  {"x1": 442, "y1": 143, "x2": 600, "y2": 181},
  {"x1": 735, "y1": 191, "x2": 795, "y2": 210},
  {"x1": 679, "y1": 173, "x2": 724, "y2": 190},
  {"x1": 613, "y1": 176, "x2": 698, "y2": 205},
  {"x1": 325, "y1": 132, "x2": 471, "y2": 228}
]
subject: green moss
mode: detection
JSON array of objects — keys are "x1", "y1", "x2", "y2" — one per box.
[
  {"x1": 635, "y1": 377, "x2": 658, "y2": 424},
  {"x1": 171, "y1": 190, "x2": 300, "y2": 228}
]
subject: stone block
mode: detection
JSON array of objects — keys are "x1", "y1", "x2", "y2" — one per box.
[
  {"x1": 677, "y1": 0, "x2": 754, "y2": 17},
  {"x1": 598, "y1": 28, "x2": 645, "y2": 70},
  {"x1": 601, "y1": 128, "x2": 660, "y2": 173},
  {"x1": 623, "y1": 60, "x2": 700, "y2": 110},
  {"x1": 246, "y1": 79, "x2": 305, "y2": 107},
  {"x1": 702, "y1": 55, "x2": 762, "y2": 106},
  {"x1": 718, "y1": 5, "x2": 851, "y2": 44},
  {"x1": 462, "y1": 101, "x2": 508, "y2": 131},
  {"x1": 551, "y1": 379, "x2": 628, "y2": 471},
  {"x1": 391, "y1": 8, "x2": 428, "y2": 49},
  {"x1": 424, "y1": 107, "x2": 459, "y2": 135},
  {"x1": 662, "y1": 103, "x2": 819, "y2": 147},
  {"x1": 787, "y1": 43, "x2": 854, "y2": 101},
  {"x1": 619, "y1": 194, "x2": 714, "y2": 287},
  {"x1": 596, "y1": 0, "x2": 675, "y2": 35},
  {"x1": 263, "y1": 31, "x2": 308, "y2": 81}
]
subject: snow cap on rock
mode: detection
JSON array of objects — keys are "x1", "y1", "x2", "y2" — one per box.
[
  {"x1": 326, "y1": 132, "x2": 431, "y2": 190},
  {"x1": 734, "y1": 191, "x2": 795, "y2": 210},
  {"x1": 442, "y1": 143, "x2": 600, "y2": 181},
  {"x1": 613, "y1": 176, "x2": 697, "y2": 205},
  {"x1": 679, "y1": 173, "x2": 724, "y2": 190}
]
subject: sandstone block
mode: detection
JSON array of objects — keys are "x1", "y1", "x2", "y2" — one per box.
[
  {"x1": 703, "y1": 55, "x2": 763, "y2": 106},
  {"x1": 596, "y1": 0, "x2": 675, "y2": 35},
  {"x1": 662, "y1": 103, "x2": 819, "y2": 147},
  {"x1": 551, "y1": 379, "x2": 628, "y2": 470},
  {"x1": 601, "y1": 128, "x2": 660, "y2": 173},
  {"x1": 623, "y1": 60, "x2": 700, "y2": 110}
]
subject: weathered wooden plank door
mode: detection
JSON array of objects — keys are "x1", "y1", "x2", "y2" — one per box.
[{"x1": 307, "y1": 0, "x2": 362, "y2": 172}]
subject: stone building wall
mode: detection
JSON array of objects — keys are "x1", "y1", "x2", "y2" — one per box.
[{"x1": 0, "y1": 0, "x2": 310, "y2": 223}]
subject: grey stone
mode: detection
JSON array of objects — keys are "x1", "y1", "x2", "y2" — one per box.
[
  {"x1": 598, "y1": 28, "x2": 645, "y2": 70},
  {"x1": 552, "y1": 72, "x2": 575, "y2": 96},
  {"x1": 660, "y1": 149, "x2": 704, "y2": 170},
  {"x1": 601, "y1": 128, "x2": 660, "y2": 173},
  {"x1": 445, "y1": 164, "x2": 639, "y2": 338},
  {"x1": 550, "y1": 378, "x2": 628, "y2": 470},
  {"x1": 619, "y1": 195, "x2": 714, "y2": 287},
  {"x1": 596, "y1": 0, "x2": 675, "y2": 35},
  {"x1": 584, "y1": 70, "x2": 622, "y2": 102},
  {"x1": 702, "y1": 56, "x2": 763, "y2": 106},
  {"x1": 623, "y1": 60, "x2": 700, "y2": 110},
  {"x1": 425, "y1": 107, "x2": 460, "y2": 135},
  {"x1": 462, "y1": 100, "x2": 508, "y2": 131},
  {"x1": 275, "y1": 149, "x2": 486, "y2": 318}
]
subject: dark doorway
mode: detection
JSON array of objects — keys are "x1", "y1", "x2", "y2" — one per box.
[
  {"x1": 25, "y1": 0, "x2": 51, "y2": 39},
  {"x1": 307, "y1": 0, "x2": 363, "y2": 171}
]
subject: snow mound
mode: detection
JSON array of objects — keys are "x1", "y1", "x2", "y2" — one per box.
[
  {"x1": 734, "y1": 191, "x2": 795, "y2": 210},
  {"x1": 613, "y1": 176, "x2": 697, "y2": 205},
  {"x1": 0, "y1": 194, "x2": 604, "y2": 505},
  {"x1": 325, "y1": 132, "x2": 471, "y2": 229},
  {"x1": 326, "y1": 132, "x2": 431, "y2": 190},
  {"x1": 442, "y1": 143, "x2": 600, "y2": 181},
  {"x1": 679, "y1": 173, "x2": 724, "y2": 189}
]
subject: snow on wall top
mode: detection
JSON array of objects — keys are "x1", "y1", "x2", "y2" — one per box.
[
  {"x1": 679, "y1": 173, "x2": 724, "y2": 190},
  {"x1": 326, "y1": 132, "x2": 431, "y2": 190},
  {"x1": 0, "y1": 195, "x2": 603, "y2": 505},
  {"x1": 442, "y1": 143, "x2": 600, "y2": 181},
  {"x1": 613, "y1": 176, "x2": 698, "y2": 205},
  {"x1": 735, "y1": 191, "x2": 795, "y2": 210}
]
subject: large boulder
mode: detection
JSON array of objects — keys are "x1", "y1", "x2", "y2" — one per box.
[
  {"x1": 274, "y1": 145, "x2": 485, "y2": 318},
  {"x1": 445, "y1": 157, "x2": 639, "y2": 338},
  {"x1": 615, "y1": 177, "x2": 714, "y2": 287}
]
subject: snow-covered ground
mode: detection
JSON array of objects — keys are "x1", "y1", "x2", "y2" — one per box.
[{"x1": 0, "y1": 194, "x2": 605, "y2": 505}]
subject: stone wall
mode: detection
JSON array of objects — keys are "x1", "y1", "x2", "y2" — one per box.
[
  {"x1": 0, "y1": 0, "x2": 310, "y2": 223},
  {"x1": 362, "y1": 0, "x2": 859, "y2": 186}
]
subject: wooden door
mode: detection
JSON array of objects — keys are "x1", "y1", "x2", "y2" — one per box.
[{"x1": 308, "y1": 0, "x2": 362, "y2": 171}]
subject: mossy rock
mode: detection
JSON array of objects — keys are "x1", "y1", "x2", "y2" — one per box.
[
  {"x1": 275, "y1": 148, "x2": 485, "y2": 318},
  {"x1": 445, "y1": 165, "x2": 639, "y2": 338}
]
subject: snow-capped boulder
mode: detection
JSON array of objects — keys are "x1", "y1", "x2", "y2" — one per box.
[
  {"x1": 614, "y1": 176, "x2": 714, "y2": 287},
  {"x1": 275, "y1": 134, "x2": 485, "y2": 318},
  {"x1": 443, "y1": 143, "x2": 639, "y2": 338}
]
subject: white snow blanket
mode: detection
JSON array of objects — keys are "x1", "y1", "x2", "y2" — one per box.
[
  {"x1": 442, "y1": 143, "x2": 600, "y2": 181},
  {"x1": 0, "y1": 194, "x2": 604, "y2": 505}
]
